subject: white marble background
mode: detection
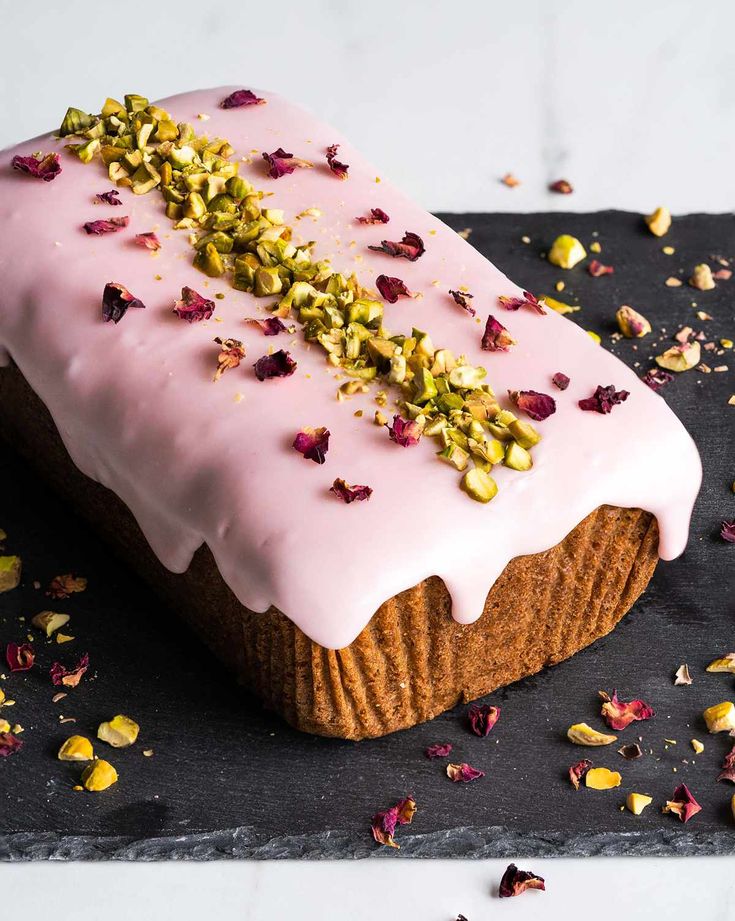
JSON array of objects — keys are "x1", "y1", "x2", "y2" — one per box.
[{"x1": 1, "y1": 0, "x2": 734, "y2": 918}]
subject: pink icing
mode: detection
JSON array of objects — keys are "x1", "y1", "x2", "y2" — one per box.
[{"x1": 0, "y1": 87, "x2": 701, "y2": 649}]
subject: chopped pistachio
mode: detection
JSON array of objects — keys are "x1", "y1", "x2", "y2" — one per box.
[
  {"x1": 689, "y1": 264, "x2": 715, "y2": 291},
  {"x1": 97, "y1": 714, "x2": 140, "y2": 748},
  {"x1": 703, "y1": 701, "x2": 735, "y2": 733},
  {"x1": 691, "y1": 739, "x2": 704, "y2": 754},
  {"x1": 81, "y1": 759, "x2": 118, "y2": 792},
  {"x1": 586, "y1": 331, "x2": 601, "y2": 345},
  {"x1": 461, "y1": 467, "x2": 498, "y2": 503},
  {"x1": 656, "y1": 341, "x2": 700, "y2": 372},
  {"x1": 507, "y1": 419, "x2": 540, "y2": 449},
  {"x1": 626, "y1": 793, "x2": 653, "y2": 815},
  {"x1": 645, "y1": 206, "x2": 672, "y2": 237},
  {"x1": 585, "y1": 767, "x2": 622, "y2": 790},
  {"x1": 567, "y1": 723, "x2": 617, "y2": 746},
  {"x1": 438, "y1": 443, "x2": 470, "y2": 471},
  {"x1": 193, "y1": 242, "x2": 225, "y2": 278},
  {"x1": 616, "y1": 305, "x2": 651, "y2": 338},
  {"x1": 547, "y1": 234, "x2": 587, "y2": 269},
  {"x1": 706, "y1": 654, "x2": 735, "y2": 674},
  {"x1": 0, "y1": 719, "x2": 10, "y2": 733},
  {"x1": 0, "y1": 555, "x2": 21, "y2": 593},
  {"x1": 58, "y1": 735, "x2": 94, "y2": 762},
  {"x1": 31, "y1": 611, "x2": 70, "y2": 637},
  {"x1": 504, "y1": 442, "x2": 532, "y2": 471},
  {"x1": 374, "y1": 410, "x2": 387, "y2": 426},
  {"x1": 543, "y1": 295, "x2": 580, "y2": 315}
]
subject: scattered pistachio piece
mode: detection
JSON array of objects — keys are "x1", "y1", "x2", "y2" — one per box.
[
  {"x1": 31, "y1": 611, "x2": 70, "y2": 637},
  {"x1": 0, "y1": 556, "x2": 21, "y2": 593},
  {"x1": 56, "y1": 633, "x2": 74, "y2": 644},
  {"x1": 626, "y1": 793, "x2": 653, "y2": 815},
  {"x1": 0, "y1": 719, "x2": 10, "y2": 733},
  {"x1": 645, "y1": 206, "x2": 672, "y2": 237},
  {"x1": 585, "y1": 767, "x2": 622, "y2": 790},
  {"x1": 706, "y1": 653, "x2": 735, "y2": 674},
  {"x1": 691, "y1": 739, "x2": 704, "y2": 754},
  {"x1": 543, "y1": 295, "x2": 580, "y2": 315},
  {"x1": 547, "y1": 234, "x2": 587, "y2": 270},
  {"x1": 81, "y1": 759, "x2": 118, "y2": 792},
  {"x1": 662, "y1": 245, "x2": 675, "y2": 255},
  {"x1": 655, "y1": 341, "x2": 701, "y2": 372},
  {"x1": 461, "y1": 467, "x2": 498, "y2": 503},
  {"x1": 689, "y1": 264, "x2": 715, "y2": 291},
  {"x1": 97, "y1": 714, "x2": 140, "y2": 748},
  {"x1": 665, "y1": 276, "x2": 683, "y2": 287},
  {"x1": 567, "y1": 723, "x2": 617, "y2": 746},
  {"x1": 58, "y1": 735, "x2": 94, "y2": 762},
  {"x1": 616, "y1": 305, "x2": 651, "y2": 339},
  {"x1": 703, "y1": 701, "x2": 735, "y2": 733}
]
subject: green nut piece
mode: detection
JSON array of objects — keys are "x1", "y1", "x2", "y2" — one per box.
[
  {"x1": 504, "y1": 442, "x2": 533, "y2": 471},
  {"x1": 253, "y1": 266, "x2": 283, "y2": 297},
  {"x1": 193, "y1": 242, "x2": 225, "y2": 278},
  {"x1": 508, "y1": 419, "x2": 541, "y2": 449},
  {"x1": 97, "y1": 714, "x2": 140, "y2": 748},
  {"x1": 31, "y1": 611, "x2": 70, "y2": 637},
  {"x1": 616, "y1": 305, "x2": 651, "y2": 338},
  {"x1": 58, "y1": 735, "x2": 94, "y2": 762},
  {"x1": 59, "y1": 107, "x2": 95, "y2": 137},
  {"x1": 461, "y1": 467, "x2": 498, "y2": 503},
  {"x1": 124, "y1": 94, "x2": 149, "y2": 113},
  {"x1": 413, "y1": 368, "x2": 438, "y2": 404},
  {"x1": 0, "y1": 555, "x2": 21, "y2": 593},
  {"x1": 81, "y1": 759, "x2": 118, "y2": 792},
  {"x1": 226, "y1": 176, "x2": 253, "y2": 201},
  {"x1": 438, "y1": 443, "x2": 470, "y2": 471},
  {"x1": 655, "y1": 341, "x2": 701, "y2": 372},
  {"x1": 548, "y1": 234, "x2": 587, "y2": 269},
  {"x1": 184, "y1": 191, "x2": 207, "y2": 220}
]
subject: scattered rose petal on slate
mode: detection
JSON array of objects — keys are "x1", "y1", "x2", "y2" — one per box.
[
  {"x1": 356, "y1": 208, "x2": 390, "y2": 225},
  {"x1": 552, "y1": 372, "x2": 570, "y2": 390},
  {"x1": 718, "y1": 745, "x2": 735, "y2": 783},
  {"x1": 425, "y1": 743, "x2": 453, "y2": 759},
  {"x1": 134, "y1": 232, "x2": 161, "y2": 251},
  {"x1": 588, "y1": 259, "x2": 614, "y2": 277},
  {"x1": 221, "y1": 89, "x2": 265, "y2": 109},
  {"x1": 448, "y1": 289, "x2": 476, "y2": 316},
  {"x1": 6, "y1": 642, "x2": 35, "y2": 672},
  {"x1": 293, "y1": 427, "x2": 330, "y2": 464},
  {"x1": 509, "y1": 389, "x2": 556, "y2": 421},
  {"x1": 369, "y1": 231, "x2": 425, "y2": 261},
  {"x1": 173, "y1": 286, "x2": 215, "y2": 322},
  {"x1": 330, "y1": 479, "x2": 373, "y2": 504},
  {"x1": 498, "y1": 863, "x2": 546, "y2": 898},
  {"x1": 47, "y1": 574, "x2": 87, "y2": 599},
  {"x1": 446, "y1": 762, "x2": 485, "y2": 783},
  {"x1": 468, "y1": 703, "x2": 500, "y2": 736},
  {"x1": 549, "y1": 179, "x2": 573, "y2": 194},
  {"x1": 0, "y1": 733, "x2": 23, "y2": 757},
  {"x1": 641, "y1": 368, "x2": 673, "y2": 391},
  {"x1": 600, "y1": 690, "x2": 655, "y2": 730},
  {"x1": 213, "y1": 337, "x2": 245, "y2": 381},
  {"x1": 498, "y1": 290, "x2": 546, "y2": 314},
  {"x1": 245, "y1": 318, "x2": 289, "y2": 336},
  {"x1": 371, "y1": 796, "x2": 416, "y2": 848},
  {"x1": 326, "y1": 144, "x2": 349, "y2": 180},
  {"x1": 663, "y1": 784, "x2": 701, "y2": 823},
  {"x1": 50, "y1": 652, "x2": 89, "y2": 688},
  {"x1": 11, "y1": 152, "x2": 61, "y2": 181},
  {"x1": 102, "y1": 283, "x2": 146, "y2": 324},
  {"x1": 578, "y1": 384, "x2": 629, "y2": 414},
  {"x1": 481, "y1": 315, "x2": 515, "y2": 351},
  {"x1": 262, "y1": 148, "x2": 313, "y2": 179},
  {"x1": 568, "y1": 759, "x2": 593, "y2": 790},
  {"x1": 388, "y1": 415, "x2": 422, "y2": 447},
  {"x1": 253, "y1": 349, "x2": 297, "y2": 380},
  {"x1": 95, "y1": 189, "x2": 122, "y2": 205},
  {"x1": 721, "y1": 520, "x2": 735, "y2": 543},
  {"x1": 376, "y1": 274, "x2": 414, "y2": 303},
  {"x1": 83, "y1": 216, "x2": 129, "y2": 235}
]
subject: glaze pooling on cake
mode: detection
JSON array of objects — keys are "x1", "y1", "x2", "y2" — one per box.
[{"x1": 0, "y1": 87, "x2": 701, "y2": 649}]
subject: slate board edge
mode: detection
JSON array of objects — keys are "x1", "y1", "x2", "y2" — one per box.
[{"x1": 2, "y1": 825, "x2": 733, "y2": 861}]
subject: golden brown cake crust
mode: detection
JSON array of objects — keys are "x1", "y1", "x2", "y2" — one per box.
[{"x1": 0, "y1": 363, "x2": 659, "y2": 739}]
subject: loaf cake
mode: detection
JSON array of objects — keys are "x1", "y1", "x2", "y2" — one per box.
[{"x1": 0, "y1": 88, "x2": 701, "y2": 739}]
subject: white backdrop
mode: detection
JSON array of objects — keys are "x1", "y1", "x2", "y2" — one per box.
[{"x1": 1, "y1": 1, "x2": 733, "y2": 918}]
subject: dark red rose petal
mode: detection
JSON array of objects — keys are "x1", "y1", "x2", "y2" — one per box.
[
  {"x1": 508, "y1": 389, "x2": 556, "y2": 421},
  {"x1": 293, "y1": 427, "x2": 330, "y2": 464},
  {"x1": 481, "y1": 315, "x2": 515, "y2": 351},
  {"x1": 47, "y1": 574, "x2": 86, "y2": 599},
  {"x1": 0, "y1": 732, "x2": 23, "y2": 757},
  {"x1": 173, "y1": 286, "x2": 215, "y2": 323},
  {"x1": 326, "y1": 143, "x2": 349, "y2": 180},
  {"x1": 446, "y1": 762, "x2": 485, "y2": 783},
  {"x1": 369, "y1": 231, "x2": 425, "y2": 261},
  {"x1": 425, "y1": 743, "x2": 453, "y2": 759},
  {"x1": 6, "y1": 642, "x2": 35, "y2": 672},
  {"x1": 11, "y1": 152, "x2": 62, "y2": 182},
  {"x1": 498, "y1": 863, "x2": 546, "y2": 898},
  {"x1": 579, "y1": 384, "x2": 629, "y2": 414},
  {"x1": 664, "y1": 783, "x2": 701, "y2": 823},
  {"x1": 262, "y1": 147, "x2": 312, "y2": 179},
  {"x1": 102, "y1": 282, "x2": 146, "y2": 324},
  {"x1": 387, "y1": 415, "x2": 422, "y2": 447},
  {"x1": 721, "y1": 520, "x2": 735, "y2": 543},
  {"x1": 221, "y1": 89, "x2": 265, "y2": 109},
  {"x1": 330, "y1": 478, "x2": 373, "y2": 504},
  {"x1": 588, "y1": 259, "x2": 614, "y2": 277},
  {"x1": 245, "y1": 317, "x2": 289, "y2": 336},
  {"x1": 498, "y1": 290, "x2": 546, "y2": 314},
  {"x1": 718, "y1": 744, "x2": 735, "y2": 783},
  {"x1": 134, "y1": 232, "x2": 161, "y2": 251},
  {"x1": 552, "y1": 372, "x2": 570, "y2": 390},
  {"x1": 376, "y1": 274, "x2": 413, "y2": 303},
  {"x1": 641, "y1": 368, "x2": 673, "y2": 391},
  {"x1": 371, "y1": 796, "x2": 416, "y2": 848},
  {"x1": 49, "y1": 652, "x2": 89, "y2": 688},
  {"x1": 468, "y1": 703, "x2": 500, "y2": 736},
  {"x1": 549, "y1": 179, "x2": 573, "y2": 194},
  {"x1": 448, "y1": 289, "x2": 476, "y2": 316},
  {"x1": 600, "y1": 690, "x2": 655, "y2": 730},
  {"x1": 569, "y1": 759, "x2": 593, "y2": 790},
  {"x1": 83, "y1": 216, "x2": 129, "y2": 235},
  {"x1": 356, "y1": 208, "x2": 390, "y2": 225},
  {"x1": 254, "y1": 350, "x2": 297, "y2": 380},
  {"x1": 95, "y1": 189, "x2": 122, "y2": 205}
]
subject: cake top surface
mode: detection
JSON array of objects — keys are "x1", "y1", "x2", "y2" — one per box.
[{"x1": 0, "y1": 87, "x2": 701, "y2": 648}]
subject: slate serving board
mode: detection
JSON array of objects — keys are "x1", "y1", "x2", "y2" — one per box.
[{"x1": 1, "y1": 211, "x2": 734, "y2": 861}]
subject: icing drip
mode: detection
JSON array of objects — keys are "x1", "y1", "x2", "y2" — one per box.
[{"x1": 0, "y1": 88, "x2": 701, "y2": 649}]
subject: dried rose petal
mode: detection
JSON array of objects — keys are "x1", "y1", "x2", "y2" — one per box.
[
  {"x1": 376, "y1": 274, "x2": 413, "y2": 303},
  {"x1": 388, "y1": 415, "x2": 422, "y2": 447},
  {"x1": 663, "y1": 783, "x2": 701, "y2": 823},
  {"x1": 721, "y1": 520, "x2": 735, "y2": 543},
  {"x1": 293, "y1": 427, "x2": 330, "y2": 464},
  {"x1": 579, "y1": 385, "x2": 629, "y2": 414},
  {"x1": 356, "y1": 208, "x2": 390, "y2": 225},
  {"x1": 552, "y1": 372, "x2": 570, "y2": 390},
  {"x1": 11, "y1": 152, "x2": 61, "y2": 182},
  {"x1": 714, "y1": 268, "x2": 732, "y2": 280},
  {"x1": 448, "y1": 289, "x2": 476, "y2": 316},
  {"x1": 718, "y1": 744, "x2": 735, "y2": 783},
  {"x1": 102, "y1": 282, "x2": 146, "y2": 324},
  {"x1": 213, "y1": 337, "x2": 245, "y2": 381},
  {"x1": 95, "y1": 190, "x2": 122, "y2": 206},
  {"x1": 326, "y1": 143, "x2": 349, "y2": 180},
  {"x1": 173, "y1": 286, "x2": 215, "y2": 323},
  {"x1": 83, "y1": 216, "x2": 129, "y2": 235},
  {"x1": 446, "y1": 762, "x2": 485, "y2": 783},
  {"x1": 600, "y1": 690, "x2": 655, "y2": 730},
  {"x1": 262, "y1": 147, "x2": 313, "y2": 179},
  {"x1": 134, "y1": 232, "x2": 161, "y2": 251},
  {"x1": 368, "y1": 231, "x2": 425, "y2": 261},
  {"x1": 221, "y1": 89, "x2": 265, "y2": 109},
  {"x1": 642, "y1": 368, "x2": 673, "y2": 391},
  {"x1": 501, "y1": 173, "x2": 521, "y2": 188},
  {"x1": 498, "y1": 863, "x2": 545, "y2": 898},
  {"x1": 330, "y1": 479, "x2": 373, "y2": 504},
  {"x1": 468, "y1": 703, "x2": 500, "y2": 736},
  {"x1": 0, "y1": 732, "x2": 23, "y2": 758},
  {"x1": 568, "y1": 759, "x2": 593, "y2": 790},
  {"x1": 50, "y1": 652, "x2": 89, "y2": 688},
  {"x1": 425, "y1": 743, "x2": 453, "y2": 759},
  {"x1": 498, "y1": 290, "x2": 546, "y2": 314},
  {"x1": 481, "y1": 315, "x2": 515, "y2": 351},
  {"x1": 549, "y1": 178, "x2": 573, "y2": 194},
  {"x1": 588, "y1": 260, "x2": 614, "y2": 277},
  {"x1": 253, "y1": 349, "x2": 297, "y2": 380},
  {"x1": 508, "y1": 389, "x2": 556, "y2": 421},
  {"x1": 618, "y1": 743, "x2": 643, "y2": 760},
  {"x1": 6, "y1": 642, "x2": 35, "y2": 672},
  {"x1": 47, "y1": 574, "x2": 87, "y2": 599},
  {"x1": 245, "y1": 318, "x2": 289, "y2": 336},
  {"x1": 371, "y1": 795, "x2": 416, "y2": 848}
]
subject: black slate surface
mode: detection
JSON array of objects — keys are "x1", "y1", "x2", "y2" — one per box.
[{"x1": 1, "y1": 210, "x2": 734, "y2": 861}]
